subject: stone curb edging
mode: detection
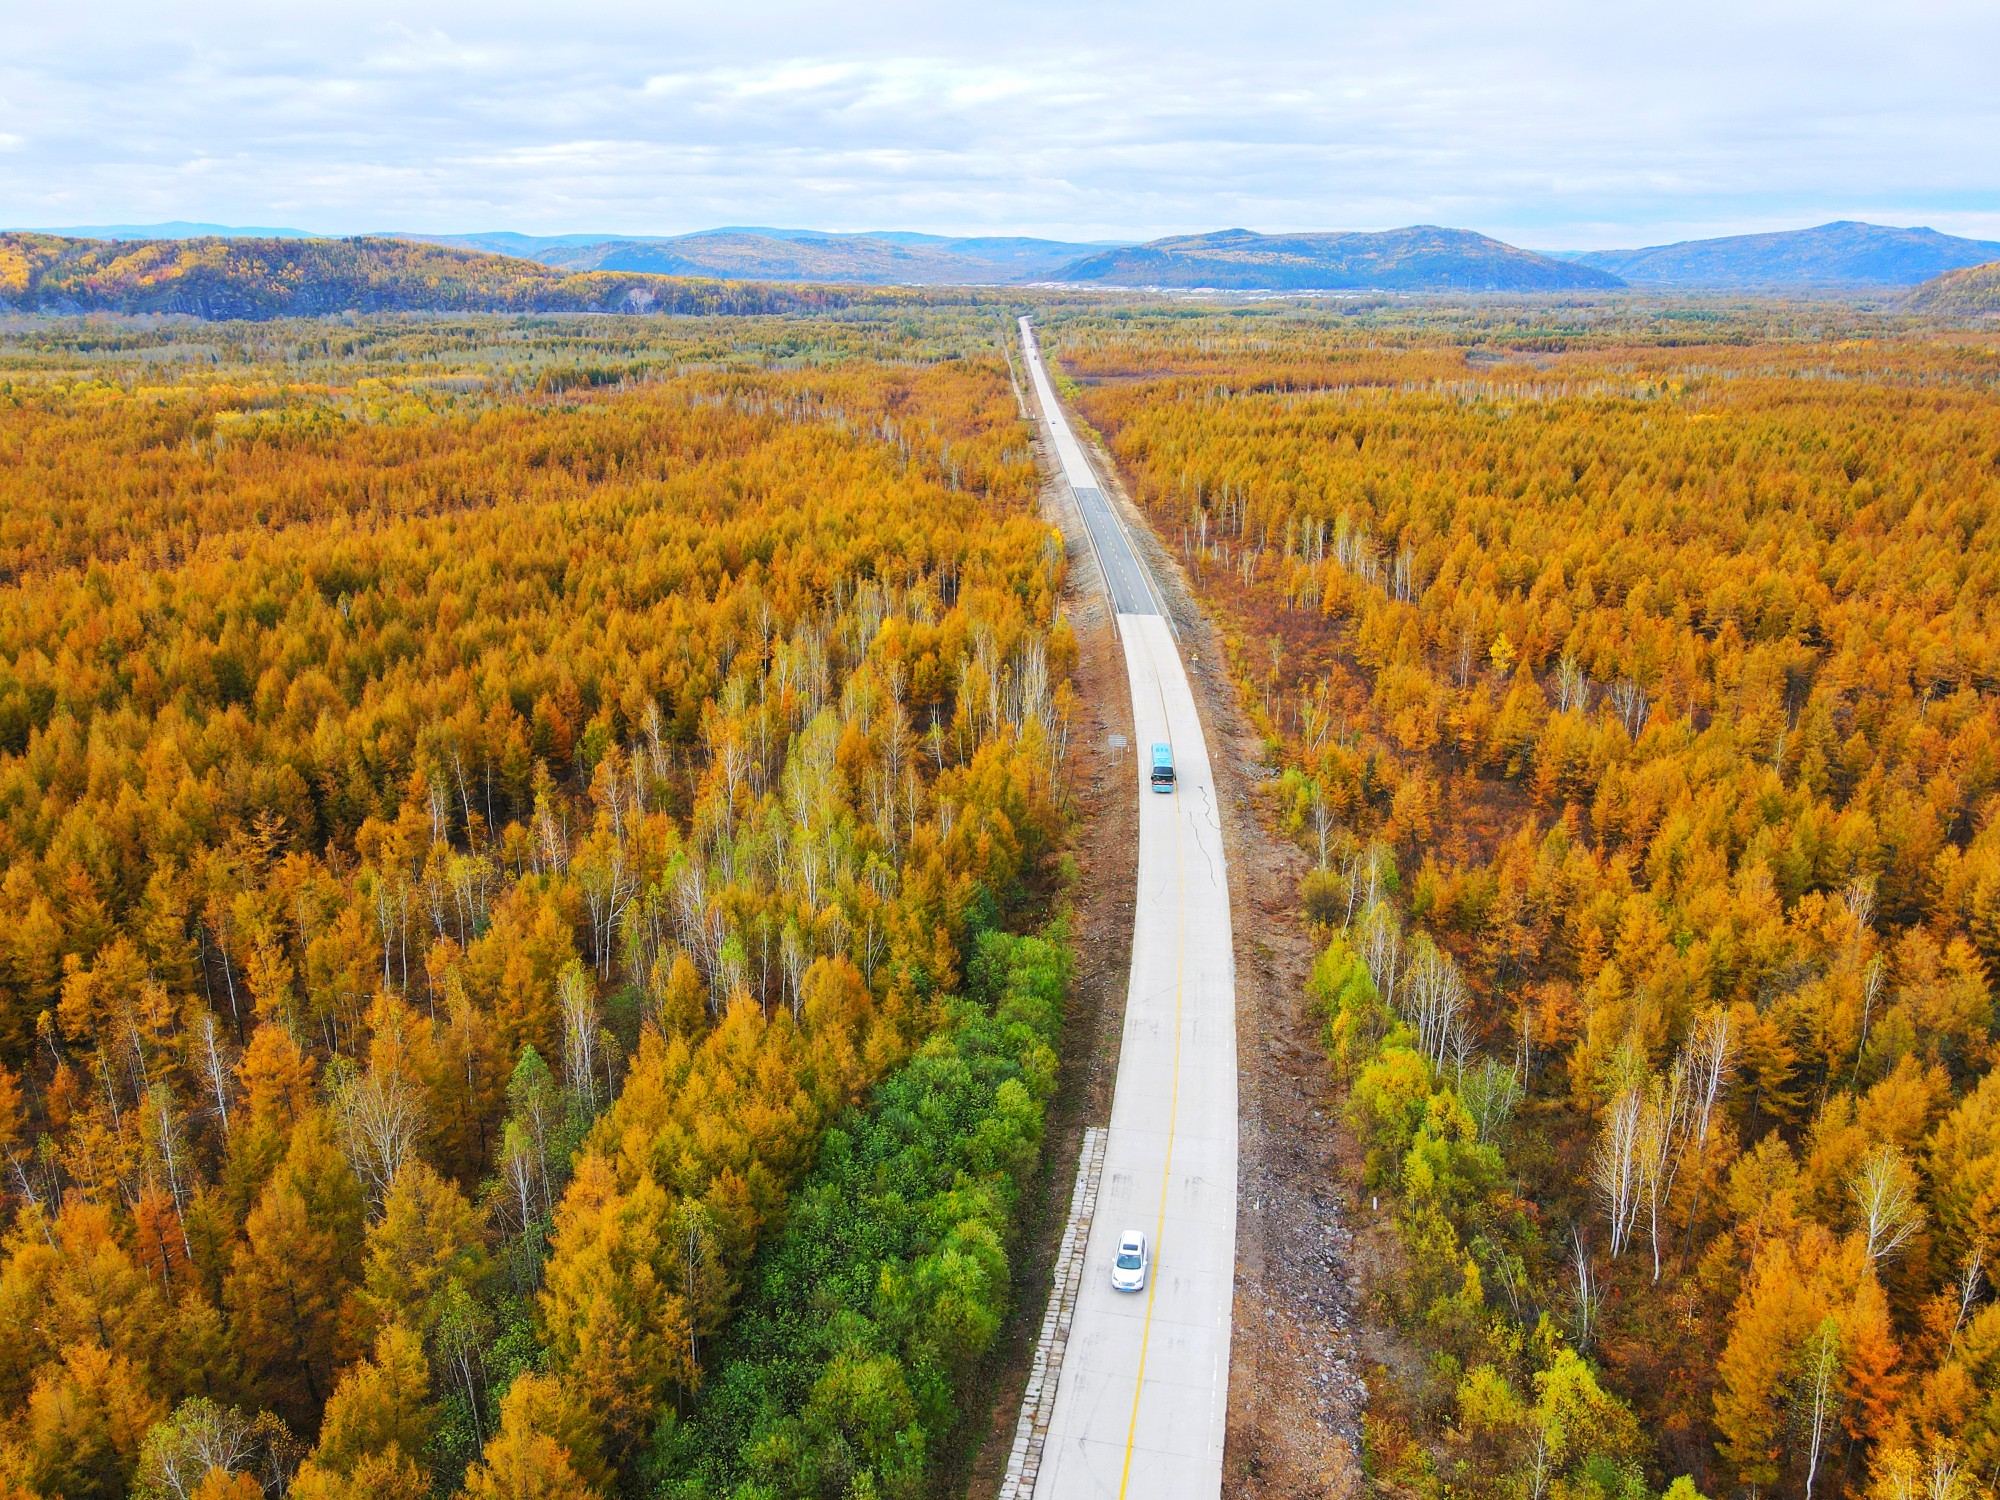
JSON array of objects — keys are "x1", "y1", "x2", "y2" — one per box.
[{"x1": 998, "y1": 1125, "x2": 1108, "y2": 1500}]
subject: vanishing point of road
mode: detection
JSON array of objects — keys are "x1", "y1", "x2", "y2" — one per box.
[{"x1": 1018, "y1": 317, "x2": 1239, "y2": 1500}]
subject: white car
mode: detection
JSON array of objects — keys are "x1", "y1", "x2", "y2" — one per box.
[{"x1": 1111, "y1": 1229, "x2": 1149, "y2": 1292}]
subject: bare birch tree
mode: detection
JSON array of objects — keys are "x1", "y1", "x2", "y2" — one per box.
[
  {"x1": 1555, "y1": 654, "x2": 1591, "y2": 713},
  {"x1": 330, "y1": 1056, "x2": 426, "y2": 1213},
  {"x1": 1357, "y1": 890, "x2": 1402, "y2": 1009},
  {"x1": 1684, "y1": 1006, "x2": 1735, "y2": 1143},
  {"x1": 136, "y1": 1398, "x2": 262, "y2": 1500},
  {"x1": 1852, "y1": 1142, "x2": 1925, "y2": 1265},
  {"x1": 1404, "y1": 940, "x2": 1470, "y2": 1078},
  {"x1": 1569, "y1": 1224, "x2": 1601, "y2": 1352},
  {"x1": 1843, "y1": 874, "x2": 1877, "y2": 934},
  {"x1": 559, "y1": 962, "x2": 603, "y2": 1116},
  {"x1": 1677, "y1": 1006, "x2": 1735, "y2": 1262},
  {"x1": 1799, "y1": 1315, "x2": 1843, "y2": 1500},
  {"x1": 149, "y1": 1083, "x2": 196, "y2": 1264},
  {"x1": 1461, "y1": 1057, "x2": 1524, "y2": 1144},
  {"x1": 1949, "y1": 1242, "x2": 1986, "y2": 1355},
  {"x1": 1594, "y1": 1084, "x2": 1645, "y2": 1259},
  {"x1": 1610, "y1": 676, "x2": 1649, "y2": 737},
  {"x1": 1852, "y1": 955, "x2": 1887, "y2": 1086},
  {"x1": 1636, "y1": 1063, "x2": 1693, "y2": 1281},
  {"x1": 500, "y1": 1121, "x2": 542, "y2": 1235},
  {"x1": 198, "y1": 1012, "x2": 232, "y2": 1139}
]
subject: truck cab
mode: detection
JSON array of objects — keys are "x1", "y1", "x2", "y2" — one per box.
[{"x1": 1150, "y1": 742, "x2": 1175, "y2": 792}]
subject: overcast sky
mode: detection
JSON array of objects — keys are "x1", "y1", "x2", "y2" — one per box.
[{"x1": 2, "y1": 0, "x2": 1996, "y2": 248}]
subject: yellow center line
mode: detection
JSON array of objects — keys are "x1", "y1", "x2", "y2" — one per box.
[{"x1": 1119, "y1": 625, "x2": 1187, "y2": 1500}]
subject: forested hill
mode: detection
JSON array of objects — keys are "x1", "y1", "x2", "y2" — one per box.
[
  {"x1": 1569, "y1": 220, "x2": 2000, "y2": 287},
  {"x1": 1906, "y1": 258, "x2": 2000, "y2": 315},
  {"x1": 1055, "y1": 226, "x2": 1626, "y2": 292},
  {"x1": 0, "y1": 233, "x2": 868, "y2": 319},
  {"x1": 498, "y1": 229, "x2": 1103, "y2": 284}
]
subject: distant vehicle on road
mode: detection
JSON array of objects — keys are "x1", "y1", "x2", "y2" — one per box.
[
  {"x1": 1111, "y1": 1229, "x2": 1150, "y2": 1292},
  {"x1": 1150, "y1": 742, "x2": 1175, "y2": 792}
]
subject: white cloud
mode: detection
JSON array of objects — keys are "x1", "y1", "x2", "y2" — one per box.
[{"x1": 0, "y1": 0, "x2": 1994, "y2": 244}]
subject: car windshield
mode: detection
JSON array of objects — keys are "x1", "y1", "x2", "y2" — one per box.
[{"x1": 1116, "y1": 1249, "x2": 1143, "y2": 1270}]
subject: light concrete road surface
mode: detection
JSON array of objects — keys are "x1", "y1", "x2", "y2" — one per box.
[{"x1": 1019, "y1": 317, "x2": 1239, "y2": 1500}]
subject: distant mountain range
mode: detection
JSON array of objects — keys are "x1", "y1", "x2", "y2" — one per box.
[
  {"x1": 439, "y1": 230, "x2": 1115, "y2": 285},
  {"x1": 1563, "y1": 221, "x2": 2000, "y2": 287},
  {"x1": 9, "y1": 220, "x2": 2000, "y2": 308},
  {"x1": 19, "y1": 221, "x2": 1622, "y2": 291},
  {"x1": 30, "y1": 219, "x2": 328, "y2": 240},
  {"x1": 24, "y1": 223, "x2": 1123, "y2": 287},
  {"x1": 1052, "y1": 227, "x2": 1623, "y2": 291}
]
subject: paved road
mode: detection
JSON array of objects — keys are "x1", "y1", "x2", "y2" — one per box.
[
  {"x1": 1019, "y1": 317, "x2": 1238, "y2": 1500},
  {"x1": 1071, "y1": 485, "x2": 1159, "y2": 617}
]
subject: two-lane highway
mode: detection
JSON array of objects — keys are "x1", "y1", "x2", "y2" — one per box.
[{"x1": 1019, "y1": 317, "x2": 1238, "y2": 1500}]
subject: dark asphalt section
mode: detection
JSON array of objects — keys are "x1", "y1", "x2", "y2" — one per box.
[{"x1": 1072, "y1": 485, "x2": 1159, "y2": 616}]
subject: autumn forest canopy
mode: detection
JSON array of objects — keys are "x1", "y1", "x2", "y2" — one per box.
[
  {"x1": 3, "y1": 285, "x2": 2000, "y2": 1500},
  {"x1": 0, "y1": 309, "x2": 1077, "y2": 1499},
  {"x1": 1052, "y1": 301, "x2": 2000, "y2": 1500}
]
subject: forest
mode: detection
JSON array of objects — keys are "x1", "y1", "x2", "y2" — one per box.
[
  {"x1": 1055, "y1": 302, "x2": 2000, "y2": 1500},
  {"x1": 0, "y1": 234, "x2": 1003, "y2": 320},
  {"x1": 0, "y1": 309, "x2": 1074, "y2": 1498},
  {"x1": 1910, "y1": 262, "x2": 2000, "y2": 318}
]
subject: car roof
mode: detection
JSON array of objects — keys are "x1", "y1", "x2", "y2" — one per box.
[{"x1": 1119, "y1": 1230, "x2": 1145, "y2": 1246}]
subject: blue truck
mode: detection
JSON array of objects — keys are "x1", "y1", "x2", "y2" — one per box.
[{"x1": 1150, "y1": 742, "x2": 1176, "y2": 792}]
